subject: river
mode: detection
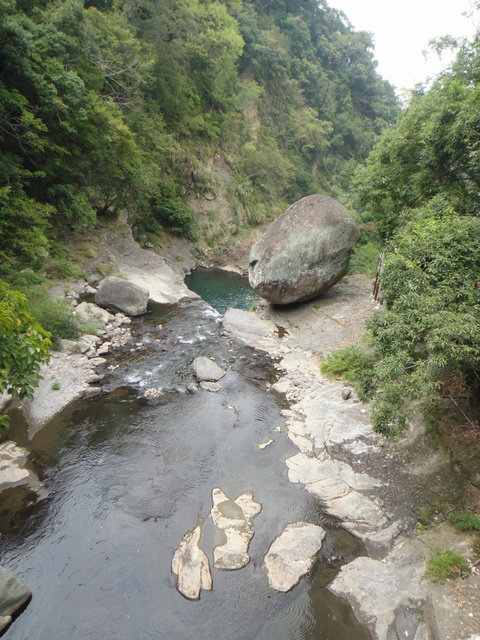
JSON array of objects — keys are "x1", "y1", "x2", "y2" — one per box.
[{"x1": 1, "y1": 272, "x2": 370, "y2": 639}]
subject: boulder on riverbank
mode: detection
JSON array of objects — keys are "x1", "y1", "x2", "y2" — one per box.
[
  {"x1": 248, "y1": 195, "x2": 360, "y2": 304},
  {"x1": 0, "y1": 441, "x2": 45, "y2": 498},
  {"x1": 95, "y1": 276, "x2": 149, "y2": 316}
]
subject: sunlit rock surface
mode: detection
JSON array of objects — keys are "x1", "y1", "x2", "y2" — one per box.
[
  {"x1": 329, "y1": 537, "x2": 427, "y2": 640},
  {"x1": 211, "y1": 488, "x2": 262, "y2": 570},
  {"x1": 0, "y1": 441, "x2": 45, "y2": 497},
  {"x1": 192, "y1": 357, "x2": 226, "y2": 382},
  {"x1": 171, "y1": 521, "x2": 212, "y2": 600},
  {"x1": 264, "y1": 522, "x2": 326, "y2": 592}
]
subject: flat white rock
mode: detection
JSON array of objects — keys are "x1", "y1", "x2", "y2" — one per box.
[
  {"x1": 211, "y1": 488, "x2": 262, "y2": 570},
  {"x1": 172, "y1": 522, "x2": 212, "y2": 600},
  {"x1": 264, "y1": 522, "x2": 325, "y2": 592}
]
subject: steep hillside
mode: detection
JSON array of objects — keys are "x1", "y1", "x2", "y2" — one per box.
[{"x1": 0, "y1": 0, "x2": 398, "y2": 277}]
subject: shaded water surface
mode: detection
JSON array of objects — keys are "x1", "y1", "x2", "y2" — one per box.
[
  {"x1": 185, "y1": 266, "x2": 259, "y2": 314},
  {"x1": 1, "y1": 295, "x2": 370, "y2": 640}
]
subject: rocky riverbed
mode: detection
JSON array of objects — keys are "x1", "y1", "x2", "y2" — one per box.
[
  {"x1": 1, "y1": 221, "x2": 479, "y2": 639},
  {"x1": 223, "y1": 280, "x2": 480, "y2": 640}
]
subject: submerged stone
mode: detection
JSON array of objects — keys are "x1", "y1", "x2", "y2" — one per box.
[
  {"x1": 199, "y1": 381, "x2": 222, "y2": 392},
  {"x1": 211, "y1": 488, "x2": 262, "y2": 570},
  {"x1": 264, "y1": 522, "x2": 326, "y2": 592},
  {"x1": 171, "y1": 522, "x2": 212, "y2": 600}
]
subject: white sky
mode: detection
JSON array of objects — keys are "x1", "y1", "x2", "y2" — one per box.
[{"x1": 327, "y1": 0, "x2": 478, "y2": 93}]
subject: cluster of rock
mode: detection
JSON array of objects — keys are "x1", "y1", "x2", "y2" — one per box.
[
  {"x1": 16, "y1": 280, "x2": 140, "y2": 438},
  {"x1": 0, "y1": 443, "x2": 46, "y2": 629},
  {"x1": 142, "y1": 356, "x2": 226, "y2": 402},
  {"x1": 73, "y1": 300, "x2": 132, "y2": 358},
  {"x1": 172, "y1": 487, "x2": 324, "y2": 601}
]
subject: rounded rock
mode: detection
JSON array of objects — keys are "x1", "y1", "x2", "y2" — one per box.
[{"x1": 248, "y1": 195, "x2": 360, "y2": 304}]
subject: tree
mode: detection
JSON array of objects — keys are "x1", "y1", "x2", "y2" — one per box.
[
  {"x1": 354, "y1": 30, "x2": 480, "y2": 239},
  {"x1": 0, "y1": 279, "x2": 51, "y2": 429},
  {"x1": 367, "y1": 208, "x2": 480, "y2": 434},
  {"x1": 328, "y1": 18, "x2": 480, "y2": 434}
]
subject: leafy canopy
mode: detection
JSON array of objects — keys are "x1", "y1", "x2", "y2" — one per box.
[
  {"x1": 0, "y1": 279, "x2": 51, "y2": 429},
  {"x1": 337, "y1": 21, "x2": 480, "y2": 435}
]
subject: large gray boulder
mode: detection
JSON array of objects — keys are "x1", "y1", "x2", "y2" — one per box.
[
  {"x1": 95, "y1": 277, "x2": 149, "y2": 316},
  {"x1": 0, "y1": 566, "x2": 31, "y2": 632},
  {"x1": 248, "y1": 195, "x2": 360, "y2": 304}
]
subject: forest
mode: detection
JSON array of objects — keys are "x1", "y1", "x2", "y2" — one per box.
[
  {"x1": 1, "y1": 0, "x2": 480, "y2": 437},
  {"x1": 0, "y1": 0, "x2": 398, "y2": 273}
]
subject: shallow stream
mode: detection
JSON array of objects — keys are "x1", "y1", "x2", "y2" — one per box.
[{"x1": 1, "y1": 273, "x2": 370, "y2": 639}]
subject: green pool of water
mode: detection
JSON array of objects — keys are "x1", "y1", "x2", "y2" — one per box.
[{"x1": 185, "y1": 266, "x2": 259, "y2": 314}]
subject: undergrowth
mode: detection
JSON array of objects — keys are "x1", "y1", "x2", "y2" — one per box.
[
  {"x1": 448, "y1": 511, "x2": 480, "y2": 532},
  {"x1": 11, "y1": 273, "x2": 84, "y2": 350},
  {"x1": 426, "y1": 549, "x2": 470, "y2": 583},
  {"x1": 320, "y1": 344, "x2": 376, "y2": 404}
]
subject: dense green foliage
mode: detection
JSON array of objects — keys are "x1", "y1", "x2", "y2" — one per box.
[
  {"x1": 0, "y1": 0, "x2": 397, "y2": 276},
  {"x1": 355, "y1": 31, "x2": 480, "y2": 240},
  {"x1": 0, "y1": 279, "x2": 51, "y2": 429},
  {"x1": 328, "y1": 25, "x2": 480, "y2": 435}
]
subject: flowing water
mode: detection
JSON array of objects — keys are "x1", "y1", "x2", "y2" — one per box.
[{"x1": 1, "y1": 280, "x2": 370, "y2": 639}]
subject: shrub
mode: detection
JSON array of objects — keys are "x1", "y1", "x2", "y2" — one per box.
[
  {"x1": 320, "y1": 344, "x2": 376, "y2": 403},
  {"x1": 448, "y1": 512, "x2": 480, "y2": 532},
  {"x1": 333, "y1": 208, "x2": 480, "y2": 435},
  {"x1": 146, "y1": 183, "x2": 198, "y2": 242},
  {"x1": 19, "y1": 288, "x2": 83, "y2": 350},
  {"x1": 347, "y1": 232, "x2": 383, "y2": 276},
  {"x1": 427, "y1": 549, "x2": 469, "y2": 583},
  {"x1": 0, "y1": 280, "x2": 51, "y2": 429}
]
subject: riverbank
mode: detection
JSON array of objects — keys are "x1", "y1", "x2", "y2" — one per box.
[
  {"x1": 3, "y1": 221, "x2": 480, "y2": 639},
  {"x1": 223, "y1": 278, "x2": 480, "y2": 640}
]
